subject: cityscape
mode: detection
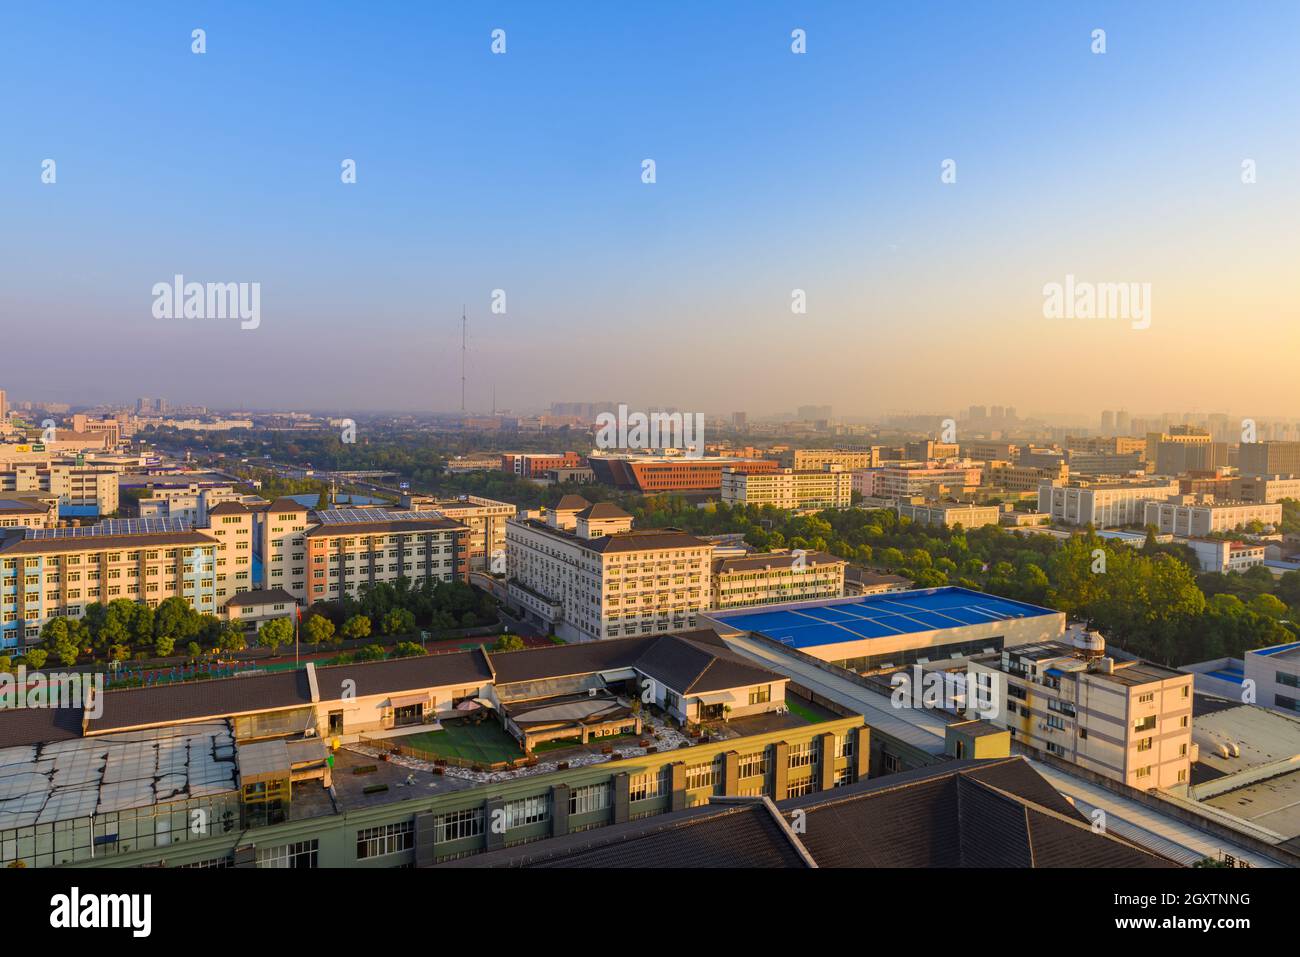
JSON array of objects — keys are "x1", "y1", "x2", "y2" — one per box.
[{"x1": 2, "y1": 0, "x2": 1291, "y2": 938}]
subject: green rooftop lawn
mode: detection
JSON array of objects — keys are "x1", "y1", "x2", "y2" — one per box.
[
  {"x1": 784, "y1": 696, "x2": 835, "y2": 725},
  {"x1": 395, "y1": 720, "x2": 523, "y2": 765}
]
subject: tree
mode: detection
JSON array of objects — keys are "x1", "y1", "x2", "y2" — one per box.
[
  {"x1": 381, "y1": 608, "x2": 415, "y2": 636},
  {"x1": 392, "y1": 641, "x2": 425, "y2": 658},
  {"x1": 155, "y1": 635, "x2": 175, "y2": 659},
  {"x1": 259, "y1": 617, "x2": 293, "y2": 652},
  {"x1": 303, "y1": 614, "x2": 335, "y2": 646},
  {"x1": 41, "y1": 618, "x2": 80, "y2": 667},
  {"x1": 187, "y1": 641, "x2": 202, "y2": 660},
  {"x1": 24, "y1": 649, "x2": 48, "y2": 669},
  {"x1": 217, "y1": 623, "x2": 247, "y2": 653},
  {"x1": 341, "y1": 615, "x2": 372, "y2": 641},
  {"x1": 494, "y1": 633, "x2": 525, "y2": 652}
]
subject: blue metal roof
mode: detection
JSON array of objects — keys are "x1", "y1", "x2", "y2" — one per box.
[
  {"x1": 1252, "y1": 640, "x2": 1300, "y2": 657},
  {"x1": 711, "y1": 587, "x2": 1057, "y2": 650}
]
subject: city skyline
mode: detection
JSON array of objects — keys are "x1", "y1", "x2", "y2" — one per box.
[{"x1": 4, "y1": 2, "x2": 1298, "y2": 415}]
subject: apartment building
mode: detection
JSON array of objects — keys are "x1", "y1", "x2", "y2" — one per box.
[
  {"x1": 1234, "y1": 475, "x2": 1300, "y2": 504},
  {"x1": 895, "y1": 502, "x2": 1000, "y2": 529},
  {"x1": 1038, "y1": 480, "x2": 1180, "y2": 527},
  {"x1": 792, "y1": 448, "x2": 878, "y2": 471},
  {"x1": 505, "y1": 497, "x2": 712, "y2": 642},
  {"x1": 206, "y1": 502, "x2": 256, "y2": 604},
  {"x1": 0, "y1": 465, "x2": 120, "y2": 516},
  {"x1": 720, "y1": 465, "x2": 852, "y2": 511},
  {"x1": 399, "y1": 494, "x2": 515, "y2": 572},
  {"x1": 303, "y1": 508, "x2": 470, "y2": 605},
  {"x1": 255, "y1": 498, "x2": 312, "y2": 598},
  {"x1": 0, "y1": 519, "x2": 218, "y2": 648},
  {"x1": 710, "y1": 550, "x2": 846, "y2": 610},
  {"x1": 967, "y1": 627, "x2": 1194, "y2": 791},
  {"x1": 1142, "y1": 499, "x2": 1282, "y2": 537},
  {"x1": 1238, "y1": 441, "x2": 1300, "y2": 478}
]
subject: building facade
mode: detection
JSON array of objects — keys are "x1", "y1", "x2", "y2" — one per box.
[
  {"x1": 968, "y1": 629, "x2": 1194, "y2": 791},
  {"x1": 506, "y1": 498, "x2": 712, "y2": 642},
  {"x1": 720, "y1": 465, "x2": 852, "y2": 510}
]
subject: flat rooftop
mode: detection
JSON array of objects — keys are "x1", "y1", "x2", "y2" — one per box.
[
  {"x1": 708, "y1": 587, "x2": 1057, "y2": 650},
  {"x1": 1249, "y1": 640, "x2": 1300, "y2": 665}
]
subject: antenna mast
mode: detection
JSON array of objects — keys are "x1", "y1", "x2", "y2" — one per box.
[{"x1": 460, "y1": 305, "x2": 467, "y2": 413}]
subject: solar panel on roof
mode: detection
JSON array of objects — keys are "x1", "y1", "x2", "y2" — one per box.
[
  {"x1": 25, "y1": 517, "x2": 197, "y2": 540},
  {"x1": 314, "y1": 507, "x2": 437, "y2": 525}
]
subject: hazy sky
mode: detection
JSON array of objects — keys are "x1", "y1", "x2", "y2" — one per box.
[{"x1": 2, "y1": 2, "x2": 1297, "y2": 420}]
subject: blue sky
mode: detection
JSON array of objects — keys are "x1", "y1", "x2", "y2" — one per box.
[{"x1": 1, "y1": 2, "x2": 1297, "y2": 420}]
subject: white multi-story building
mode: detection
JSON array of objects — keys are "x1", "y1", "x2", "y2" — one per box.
[
  {"x1": 854, "y1": 464, "x2": 983, "y2": 501},
  {"x1": 895, "y1": 502, "x2": 1000, "y2": 529},
  {"x1": 1234, "y1": 475, "x2": 1300, "y2": 504},
  {"x1": 506, "y1": 496, "x2": 712, "y2": 642},
  {"x1": 720, "y1": 465, "x2": 851, "y2": 510},
  {"x1": 1038, "y1": 480, "x2": 1180, "y2": 528},
  {"x1": 710, "y1": 550, "x2": 846, "y2": 610},
  {"x1": 1183, "y1": 539, "x2": 1266, "y2": 574},
  {"x1": 1142, "y1": 499, "x2": 1282, "y2": 537}
]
